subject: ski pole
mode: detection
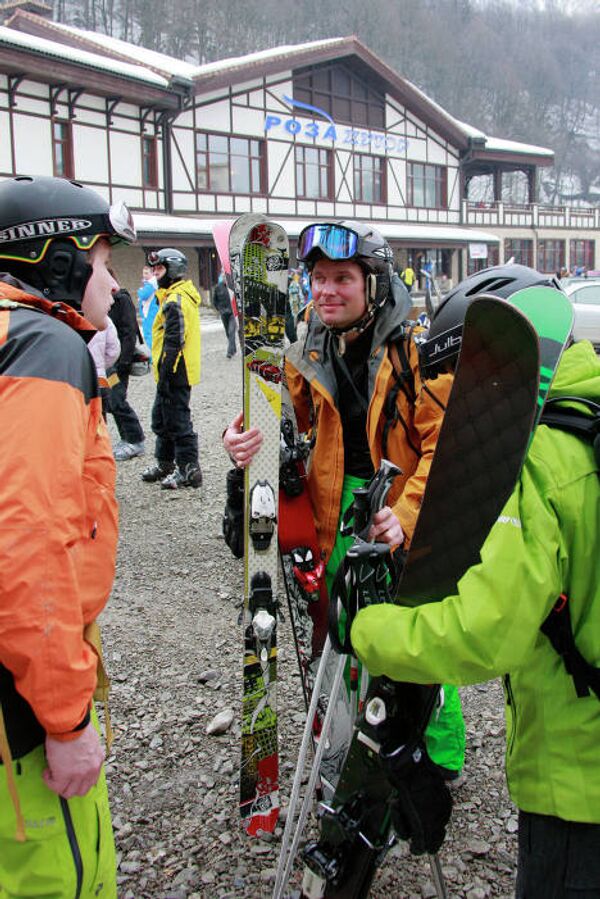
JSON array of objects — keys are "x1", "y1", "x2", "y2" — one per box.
[
  {"x1": 273, "y1": 636, "x2": 333, "y2": 898},
  {"x1": 273, "y1": 644, "x2": 346, "y2": 899},
  {"x1": 429, "y1": 852, "x2": 448, "y2": 899}
]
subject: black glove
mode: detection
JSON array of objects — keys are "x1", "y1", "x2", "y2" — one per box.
[
  {"x1": 387, "y1": 746, "x2": 452, "y2": 855},
  {"x1": 223, "y1": 467, "x2": 244, "y2": 559}
]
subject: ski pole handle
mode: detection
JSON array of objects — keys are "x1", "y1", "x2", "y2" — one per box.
[{"x1": 354, "y1": 459, "x2": 402, "y2": 541}]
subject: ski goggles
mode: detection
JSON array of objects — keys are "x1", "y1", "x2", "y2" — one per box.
[
  {"x1": 107, "y1": 200, "x2": 136, "y2": 244},
  {"x1": 297, "y1": 223, "x2": 359, "y2": 262}
]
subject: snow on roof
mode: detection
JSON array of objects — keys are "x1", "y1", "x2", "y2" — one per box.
[
  {"x1": 43, "y1": 19, "x2": 345, "y2": 83},
  {"x1": 481, "y1": 135, "x2": 554, "y2": 157},
  {"x1": 133, "y1": 212, "x2": 500, "y2": 244},
  {"x1": 0, "y1": 25, "x2": 170, "y2": 87},
  {"x1": 452, "y1": 117, "x2": 552, "y2": 157},
  {"x1": 190, "y1": 37, "x2": 347, "y2": 80},
  {"x1": 46, "y1": 19, "x2": 198, "y2": 80}
]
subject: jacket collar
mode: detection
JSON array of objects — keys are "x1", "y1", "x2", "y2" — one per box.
[{"x1": 0, "y1": 274, "x2": 96, "y2": 342}]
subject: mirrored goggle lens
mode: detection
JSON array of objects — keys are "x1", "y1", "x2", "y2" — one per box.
[
  {"x1": 297, "y1": 224, "x2": 358, "y2": 261},
  {"x1": 109, "y1": 200, "x2": 136, "y2": 243}
]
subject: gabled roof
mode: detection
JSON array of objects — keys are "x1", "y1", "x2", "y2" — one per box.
[{"x1": 1, "y1": 11, "x2": 554, "y2": 167}]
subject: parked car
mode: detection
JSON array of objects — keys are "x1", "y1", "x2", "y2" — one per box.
[{"x1": 562, "y1": 278, "x2": 600, "y2": 352}]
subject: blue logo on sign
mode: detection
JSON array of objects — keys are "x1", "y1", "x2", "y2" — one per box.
[{"x1": 264, "y1": 95, "x2": 407, "y2": 153}]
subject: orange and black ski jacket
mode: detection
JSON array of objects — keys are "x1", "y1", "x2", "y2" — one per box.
[
  {"x1": 286, "y1": 299, "x2": 452, "y2": 563},
  {"x1": 0, "y1": 276, "x2": 118, "y2": 755}
]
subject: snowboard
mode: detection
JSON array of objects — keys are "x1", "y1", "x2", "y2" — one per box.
[
  {"x1": 233, "y1": 216, "x2": 289, "y2": 837},
  {"x1": 299, "y1": 289, "x2": 573, "y2": 898}
]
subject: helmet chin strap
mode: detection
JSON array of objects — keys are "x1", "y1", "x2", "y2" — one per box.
[{"x1": 330, "y1": 304, "x2": 376, "y2": 355}]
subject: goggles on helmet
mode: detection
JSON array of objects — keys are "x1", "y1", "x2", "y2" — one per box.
[
  {"x1": 108, "y1": 200, "x2": 136, "y2": 244},
  {"x1": 297, "y1": 223, "x2": 359, "y2": 262}
]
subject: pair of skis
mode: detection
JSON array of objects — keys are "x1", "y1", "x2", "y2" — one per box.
[{"x1": 214, "y1": 214, "x2": 289, "y2": 836}]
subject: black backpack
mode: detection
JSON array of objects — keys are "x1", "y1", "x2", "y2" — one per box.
[{"x1": 539, "y1": 396, "x2": 600, "y2": 701}]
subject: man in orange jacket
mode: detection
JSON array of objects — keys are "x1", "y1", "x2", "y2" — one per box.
[
  {"x1": 0, "y1": 175, "x2": 135, "y2": 897},
  {"x1": 223, "y1": 221, "x2": 466, "y2": 785}
]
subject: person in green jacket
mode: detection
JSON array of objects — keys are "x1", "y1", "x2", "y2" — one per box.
[
  {"x1": 141, "y1": 248, "x2": 203, "y2": 490},
  {"x1": 351, "y1": 264, "x2": 600, "y2": 899}
]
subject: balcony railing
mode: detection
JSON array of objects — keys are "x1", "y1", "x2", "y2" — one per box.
[{"x1": 462, "y1": 200, "x2": 600, "y2": 231}]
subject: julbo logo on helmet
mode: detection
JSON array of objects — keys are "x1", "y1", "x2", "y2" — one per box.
[{"x1": 0, "y1": 219, "x2": 93, "y2": 244}]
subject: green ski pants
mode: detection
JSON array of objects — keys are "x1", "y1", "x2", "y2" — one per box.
[
  {"x1": 326, "y1": 474, "x2": 466, "y2": 775},
  {"x1": 0, "y1": 716, "x2": 116, "y2": 898}
]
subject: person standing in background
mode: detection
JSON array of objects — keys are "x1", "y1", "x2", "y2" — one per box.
[
  {"x1": 88, "y1": 316, "x2": 120, "y2": 419},
  {"x1": 212, "y1": 270, "x2": 237, "y2": 358},
  {"x1": 108, "y1": 286, "x2": 146, "y2": 461},
  {"x1": 142, "y1": 248, "x2": 203, "y2": 490},
  {"x1": 138, "y1": 264, "x2": 159, "y2": 359}
]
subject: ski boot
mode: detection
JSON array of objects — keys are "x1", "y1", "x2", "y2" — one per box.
[
  {"x1": 161, "y1": 463, "x2": 203, "y2": 490},
  {"x1": 141, "y1": 460, "x2": 175, "y2": 483}
]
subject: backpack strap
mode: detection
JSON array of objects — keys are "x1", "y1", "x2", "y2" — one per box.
[
  {"x1": 382, "y1": 324, "x2": 421, "y2": 459},
  {"x1": 540, "y1": 396, "x2": 600, "y2": 475},
  {"x1": 541, "y1": 594, "x2": 600, "y2": 701}
]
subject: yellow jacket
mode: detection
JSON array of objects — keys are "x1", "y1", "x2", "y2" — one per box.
[
  {"x1": 286, "y1": 304, "x2": 452, "y2": 563},
  {"x1": 152, "y1": 278, "x2": 201, "y2": 386}
]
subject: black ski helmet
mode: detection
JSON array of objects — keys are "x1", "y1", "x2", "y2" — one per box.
[
  {"x1": 420, "y1": 263, "x2": 562, "y2": 377},
  {"x1": 0, "y1": 175, "x2": 136, "y2": 307},
  {"x1": 147, "y1": 247, "x2": 188, "y2": 289},
  {"x1": 297, "y1": 220, "x2": 395, "y2": 309}
]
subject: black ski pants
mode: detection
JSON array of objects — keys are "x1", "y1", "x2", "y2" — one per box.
[
  {"x1": 220, "y1": 309, "x2": 237, "y2": 357},
  {"x1": 108, "y1": 369, "x2": 145, "y2": 444},
  {"x1": 517, "y1": 811, "x2": 600, "y2": 899},
  {"x1": 151, "y1": 384, "x2": 198, "y2": 468}
]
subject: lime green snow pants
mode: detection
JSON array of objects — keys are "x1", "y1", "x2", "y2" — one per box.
[
  {"x1": 0, "y1": 730, "x2": 116, "y2": 898},
  {"x1": 326, "y1": 474, "x2": 466, "y2": 775}
]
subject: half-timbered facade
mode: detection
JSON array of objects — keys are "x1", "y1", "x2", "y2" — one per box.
[{"x1": 1, "y1": 6, "x2": 597, "y2": 295}]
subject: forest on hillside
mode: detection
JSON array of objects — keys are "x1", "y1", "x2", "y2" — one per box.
[{"x1": 51, "y1": 0, "x2": 600, "y2": 205}]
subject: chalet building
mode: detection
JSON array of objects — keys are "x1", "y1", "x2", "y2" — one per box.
[{"x1": 1, "y1": 4, "x2": 597, "y2": 296}]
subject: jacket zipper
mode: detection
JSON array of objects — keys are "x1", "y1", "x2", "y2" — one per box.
[
  {"x1": 60, "y1": 797, "x2": 84, "y2": 899},
  {"x1": 503, "y1": 674, "x2": 517, "y2": 755}
]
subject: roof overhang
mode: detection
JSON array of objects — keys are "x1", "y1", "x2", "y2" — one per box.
[
  {"x1": 133, "y1": 212, "x2": 500, "y2": 246},
  {"x1": 0, "y1": 42, "x2": 180, "y2": 109}
]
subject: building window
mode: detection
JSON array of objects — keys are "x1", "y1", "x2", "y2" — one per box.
[
  {"x1": 354, "y1": 154, "x2": 386, "y2": 204},
  {"x1": 467, "y1": 244, "x2": 499, "y2": 276},
  {"x1": 537, "y1": 240, "x2": 565, "y2": 274},
  {"x1": 407, "y1": 163, "x2": 447, "y2": 209},
  {"x1": 52, "y1": 120, "x2": 73, "y2": 179},
  {"x1": 195, "y1": 132, "x2": 265, "y2": 194},
  {"x1": 505, "y1": 239, "x2": 533, "y2": 268},
  {"x1": 569, "y1": 239, "x2": 595, "y2": 272},
  {"x1": 142, "y1": 135, "x2": 158, "y2": 188},
  {"x1": 295, "y1": 146, "x2": 332, "y2": 200},
  {"x1": 294, "y1": 63, "x2": 385, "y2": 130}
]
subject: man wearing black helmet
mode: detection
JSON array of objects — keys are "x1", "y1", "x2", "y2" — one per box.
[
  {"x1": 351, "y1": 264, "x2": 600, "y2": 897},
  {"x1": 0, "y1": 174, "x2": 136, "y2": 896},
  {"x1": 223, "y1": 220, "x2": 466, "y2": 783},
  {"x1": 141, "y1": 248, "x2": 203, "y2": 490}
]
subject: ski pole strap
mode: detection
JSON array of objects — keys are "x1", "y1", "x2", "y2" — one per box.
[{"x1": 540, "y1": 594, "x2": 600, "y2": 701}]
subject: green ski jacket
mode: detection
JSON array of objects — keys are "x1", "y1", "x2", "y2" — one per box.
[{"x1": 352, "y1": 339, "x2": 600, "y2": 823}]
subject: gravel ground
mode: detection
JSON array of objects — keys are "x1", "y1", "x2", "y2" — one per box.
[{"x1": 100, "y1": 307, "x2": 518, "y2": 899}]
